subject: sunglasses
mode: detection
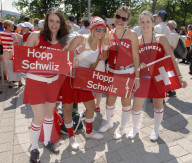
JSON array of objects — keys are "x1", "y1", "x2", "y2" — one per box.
[
  {"x1": 95, "y1": 28, "x2": 106, "y2": 33},
  {"x1": 115, "y1": 14, "x2": 128, "y2": 22},
  {"x1": 48, "y1": 7, "x2": 63, "y2": 12}
]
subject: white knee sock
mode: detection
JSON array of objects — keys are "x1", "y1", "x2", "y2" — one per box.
[
  {"x1": 43, "y1": 117, "x2": 53, "y2": 146},
  {"x1": 106, "y1": 105, "x2": 115, "y2": 125},
  {"x1": 30, "y1": 122, "x2": 42, "y2": 151},
  {"x1": 132, "y1": 110, "x2": 141, "y2": 132},
  {"x1": 154, "y1": 108, "x2": 164, "y2": 133},
  {"x1": 120, "y1": 106, "x2": 131, "y2": 129}
]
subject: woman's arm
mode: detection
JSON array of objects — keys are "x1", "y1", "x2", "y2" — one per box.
[
  {"x1": 24, "y1": 32, "x2": 40, "y2": 47},
  {"x1": 160, "y1": 35, "x2": 187, "y2": 88},
  {"x1": 67, "y1": 35, "x2": 85, "y2": 52}
]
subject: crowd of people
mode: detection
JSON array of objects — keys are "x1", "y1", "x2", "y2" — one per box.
[{"x1": 0, "y1": 6, "x2": 189, "y2": 163}]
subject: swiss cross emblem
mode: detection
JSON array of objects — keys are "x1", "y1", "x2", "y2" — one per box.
[{"x1": 155, "y1": 66, "x2": 175, "y2": 85}]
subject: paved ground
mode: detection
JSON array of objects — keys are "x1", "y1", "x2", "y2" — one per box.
[{"x1": 0, "y1": 63, "x2": 192, "y2": 163}]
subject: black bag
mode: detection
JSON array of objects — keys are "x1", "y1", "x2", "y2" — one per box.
[
  {"x1": 60, "y1": 110, "x2": 83, "y2": 134},
  {"x1": 186, "y1": 49, "x2": 192, "y2": 62},
  {"x1": 173, "y1": 38, "x2": 187, "y2": 59}
]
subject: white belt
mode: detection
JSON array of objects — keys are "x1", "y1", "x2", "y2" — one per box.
[
  {"x1": 26, "y1": 73, "x2": 58, "y2": 83},
  {"x1": 108, "y1": 67, "x2": 135, "y2": 74}
]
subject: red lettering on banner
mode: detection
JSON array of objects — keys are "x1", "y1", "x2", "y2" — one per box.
[
  {"x1": 73, "y1": 67, "x2": 135, "y2": 98},
  {"x1": 13, "y1": 45, "x2": 74, "y2": 75}
]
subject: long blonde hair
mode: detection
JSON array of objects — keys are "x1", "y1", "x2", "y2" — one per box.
[{"x1": 87, "y1": 28, "x2": 109, "y2": 50}]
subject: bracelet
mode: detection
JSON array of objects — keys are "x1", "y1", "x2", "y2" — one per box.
[
  {"x1": 178, "y1": 75, "x2": 183, "y2": 78},
  {"x1": 75, "y1": 47, "x2": 81, "y2": 54}
]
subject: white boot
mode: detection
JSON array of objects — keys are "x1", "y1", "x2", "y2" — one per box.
[
  {"x1": 150, "y1": 108, "x2": 164, "y2": 142},
  {"x1": 99, "y1": 105, "x2": 115, "y2": 133},
  {"x1": 69, "y1": 136, "x2": 79, "y2": 150},
  {"x1": 128, "y1": 110, "x2": 141, "y2": 139},
  {"x1": 113, "y1": 106, "x2": 131, "y2": 140}
]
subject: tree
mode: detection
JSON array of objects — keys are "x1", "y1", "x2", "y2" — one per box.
[{"x1": 13, "y1": 0, "x2": 63, "y2": 19}]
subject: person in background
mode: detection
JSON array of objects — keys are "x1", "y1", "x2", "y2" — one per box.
[
  {"x1": 133, "y1": 25, "x2": 142, "y2": 37},
  {"x1": 167, "y1": 20, "x2": 179, "y2": 50},
  {"x1": 181, "y1": 24, "x2": 192, "y2": 64},
  {"x1": 78, "y1": 19, "x2": 85, "y2": 29},
  {"x1": 0, "y1": 22, "x2": 4, "y2": 31},
  {"x1": 68, "y1": 15, "x2": 80, "y2": 32},
  {"x1": 11, "y1": 17, "x2": 17, "y2": 32},
  {"x1": 0, "y1": 20, "x2": 23, "y2": 88},
  {"x1": 179, "y1": 26, "x2": 186, "y2": 35},
  {"x1": 154, "y1": 10, "x2": 176, "y2": 97},
  {"x1": 38, "y1": 20, "x2": 44, "y2": 30},
  {"x1": 78, "y1": 20, "x2": 90, "y2": 34},
  {"x1": 100, "y1": 15, "x2": 110, "y2": 30},
  {"x1": 22, "y1": 22, "x2": 32, "y2": 45},
  {"x1": 33, "y1": 18, "x2": 40, "y2": 31}
]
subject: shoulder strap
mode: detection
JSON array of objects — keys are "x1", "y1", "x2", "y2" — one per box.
[{"x1": 112, "y1": 30, "x2": 128, "y2": 52}]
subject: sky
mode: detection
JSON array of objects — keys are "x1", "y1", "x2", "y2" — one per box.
[{"x1": 2, "y1": 0, "x2": 19, "y2": 13}]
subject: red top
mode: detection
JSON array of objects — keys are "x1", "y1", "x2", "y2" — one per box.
[
  {"x1": 36, "y1": 35, "x2": 62, "y2": 50},
  {"x1": 139, "y1": 42, "x2": 165, "y2": 75},
  {"x1": 108, "y1": 38, "x2": 133, "y2": 70},
  {"x1": 33, "y1": 35, "x2": 63, "y2": 76},
  {"x1": 23, "y1": 33, "x2": 31, "y2": 42}
]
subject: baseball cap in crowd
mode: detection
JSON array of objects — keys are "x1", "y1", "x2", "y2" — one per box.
[
  {"x1": 69, "y1": 16, "x2": 75, "y2": 21},
  {"x1": 89, "y1": 16, "x2": 106, "y2": 31},
  {"x1": 21, "y1": 22, "x2": 32, "y2": 28},
  {"x1": 154, "y1": 10, "x2": 168, "y2": 21}
]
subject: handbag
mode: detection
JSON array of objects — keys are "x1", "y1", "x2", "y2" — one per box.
[
  {"x1": 173, "y1": 37, "x2": 187, "y2": 59},
  {"x1": 39, "y1": 108, "x2": 63, "y2": 143},
  {"x1": 60, "y1": 110, "x2": 83, "y2": 134}
]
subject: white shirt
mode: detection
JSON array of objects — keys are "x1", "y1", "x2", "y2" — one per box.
[
  {"x1": 170, "y1": 30, "x2": 179, "y2": 49},
  {"x1": 71, "y1": 23, "x2": 80, "y2": 32},
  {"x1": 78, "y1": 28, "x2": 91, "y2": 34},
  {"x1": 154, "y1": 22, "x2": 171, "y2": 43},
  {"x1": 133, "y1": 26, "x2": 142, "y2": 37}
]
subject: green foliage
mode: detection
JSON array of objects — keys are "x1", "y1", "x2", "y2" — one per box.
[{"x1": 12, "y1": 0, "x2": 192, "y2": 27}]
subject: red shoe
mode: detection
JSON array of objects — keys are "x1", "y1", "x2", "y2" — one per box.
[{"x1": 95, "y1": 106, "x2": 100, "y2": 112}]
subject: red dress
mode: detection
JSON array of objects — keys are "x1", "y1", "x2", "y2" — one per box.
[
  {"x1": 108, "y1": 38, "x2": 135, "y2": 78},
  {"x1": 23, "y1": 35, "x2": 65, "y2": 105},
  {"x1": 134, "y1": 42, "x2": 166, "y2": 98}
]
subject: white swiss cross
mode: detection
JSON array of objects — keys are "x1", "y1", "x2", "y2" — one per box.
[
  {"x1": 67, "y1": 61, "x2": 72, "y2": 67},
  {"x1": 155, "y1": 66, "x2": 175, "y2": 85}
]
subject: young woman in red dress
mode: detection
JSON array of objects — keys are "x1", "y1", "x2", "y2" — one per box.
[
  {"x1": 128, "y1": 11, "x2": 187, "y2": 142},
  {"x1": 99, "y1": 6, "x2": 140, "y2": 140},
  {"x1": 23, "y1": 8, "x2": 69, "y2": 163}
]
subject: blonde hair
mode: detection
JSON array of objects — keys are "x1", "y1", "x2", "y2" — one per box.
[
  {"x1": 87, "y1": 28, "x2": 109, "y2": 49},
  {"x1": 115, "y1": 6, "x2": 131, "y2": 22},
  {"x1": 3, "y1": 20, "x2": 13, "y2": 29},
  {"x1": 139, "y1": 11, "x2": 154, "y2": 23}
]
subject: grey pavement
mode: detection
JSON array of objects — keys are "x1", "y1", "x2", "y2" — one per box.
[{"x1": 0, "y1": 63, "x2": 192, "y2": 163}]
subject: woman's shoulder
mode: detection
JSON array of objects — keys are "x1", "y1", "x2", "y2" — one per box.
[{"x1": 125, "y1": 28, "x2": 138, "y2": 41}]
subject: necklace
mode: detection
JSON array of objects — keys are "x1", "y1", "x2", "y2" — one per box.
[
  {"x1": 114, "y1": 28, "x2": 127, "y2": 64},
  {"x1": 142, "y1": 34, "x2": 153, "y2": 72}
]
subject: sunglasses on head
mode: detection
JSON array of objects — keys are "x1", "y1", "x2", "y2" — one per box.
[
  {"x1": 115, "y1": 14, "x2": 128, "y2": 22},
  {"x1": 48, "y1": 7, "x2": 63, "y2": 12},
  {"x1": 95, "y1": 28, "x2": 106, "y2": 33}
]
